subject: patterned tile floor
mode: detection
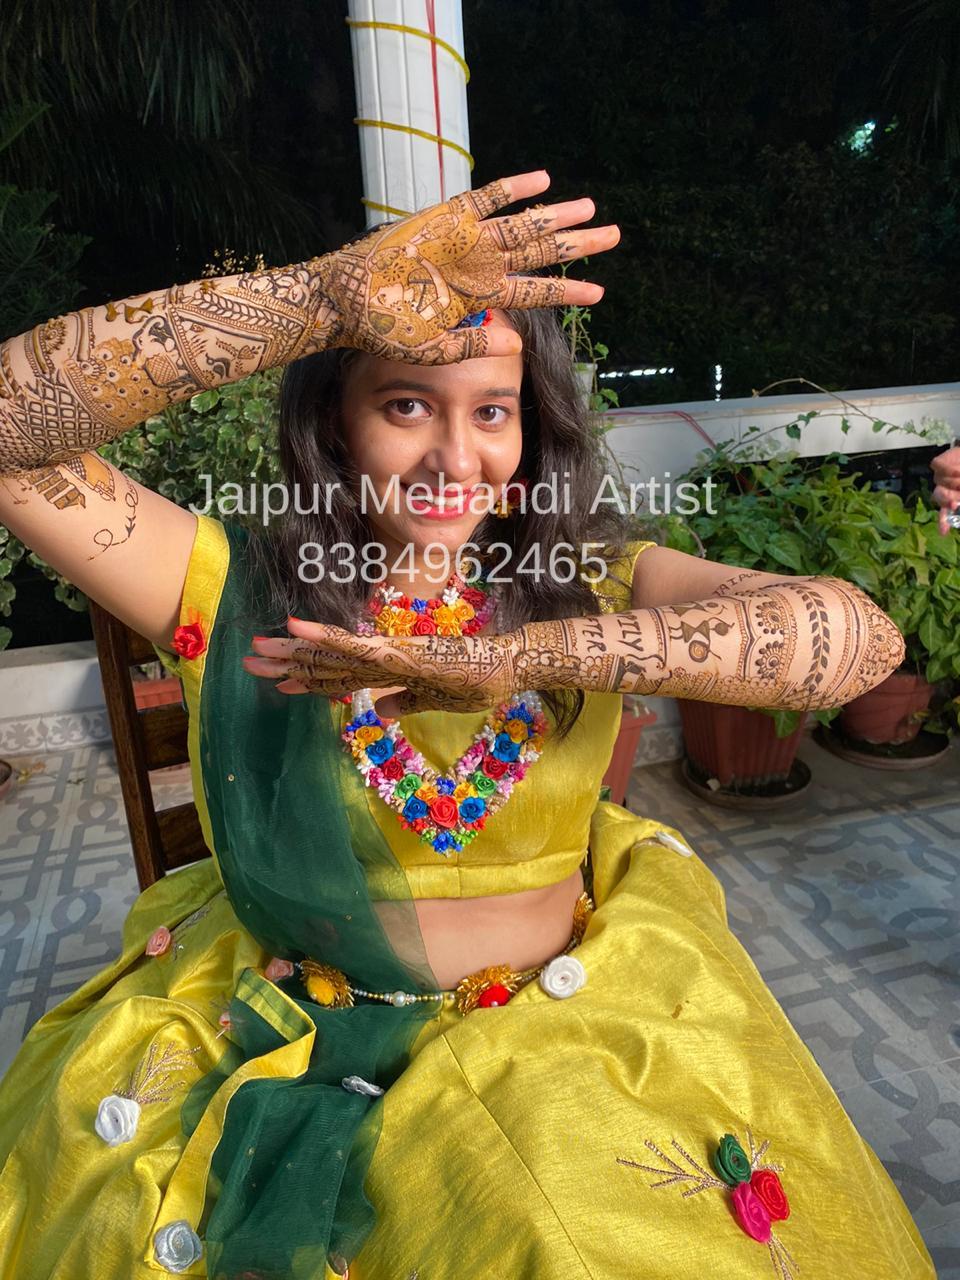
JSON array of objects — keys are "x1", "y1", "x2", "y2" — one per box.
[{"x1": 0, "y1": 734, "x2": 958, "y2": 1273}]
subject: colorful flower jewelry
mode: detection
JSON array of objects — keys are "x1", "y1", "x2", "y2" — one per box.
[
  {"x1": 343, "y1": 565, "x2": 548, "y2": 856},
  {"x1": 343, "y1": 687, "x2": 547, "y2": 856},
  {"x1": 355, "y1": 571, "x2": 498, "y2": 638}
]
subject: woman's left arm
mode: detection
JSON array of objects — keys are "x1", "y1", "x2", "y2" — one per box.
[
  {"x1": 512, "y1": 549, "x2": 904, "y2": 711},
  {"x1": 248, "y1": 548, "x2": 904, "y2": 717}
]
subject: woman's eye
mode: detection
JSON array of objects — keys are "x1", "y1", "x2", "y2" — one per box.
[
  {"x1": 476, "y1": 405, "x2": 509, "y2": 425},
  {"x1": 386, "y1": 398, "x2": 429, "y2": 420}
]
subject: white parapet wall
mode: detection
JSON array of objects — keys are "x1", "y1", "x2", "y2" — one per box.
[
  {"x1": 0, "y1": 640, "x2": 110, "y2": 755},
  {"x1": 601, "y1": 381, "x2": 960, "y2": 503}
]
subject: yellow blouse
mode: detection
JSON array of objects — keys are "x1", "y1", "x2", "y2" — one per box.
[{"x1": 156, "y1": 515, "x2": 655, "y2": 899}]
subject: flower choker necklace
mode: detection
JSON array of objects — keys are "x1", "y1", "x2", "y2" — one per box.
[{"x1": 341, "y1": 566, "x2": 549, "y2": 857}]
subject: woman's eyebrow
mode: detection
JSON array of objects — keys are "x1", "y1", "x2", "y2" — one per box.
[{"x1": 370, "y1": 378, "x2": 520, "y2": 399}]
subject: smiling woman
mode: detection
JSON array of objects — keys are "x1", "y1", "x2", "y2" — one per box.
[{"x1": 0, "y1": 170, "x2": 934, "y2": 1280}]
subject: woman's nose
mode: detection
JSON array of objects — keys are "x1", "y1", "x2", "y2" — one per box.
[{"x1": 421, "y1": 419, "x2": 480, "y2": 483}]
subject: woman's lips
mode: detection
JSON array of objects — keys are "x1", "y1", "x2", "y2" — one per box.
[{"x1": 402, "y1": 484, "x2": 479, "y2": 519}]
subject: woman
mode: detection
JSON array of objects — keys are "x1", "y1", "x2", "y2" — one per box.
[
  {"x1": 931, "y1": 442, "x2": 960, "y2": 532},
  {"x1": 0, "y1": 172, "x2": 933, "y2": 1279}
]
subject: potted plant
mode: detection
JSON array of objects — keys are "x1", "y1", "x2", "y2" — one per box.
[
  {"x1": 791, "y1": 479, "x2": 959, "y2": 756},
  {"x1": 560, "y1": 262, "x2": 621, "y2": 416},
  {"x1": 131, "y1": 658, "x2": 184, "y2": 711},
  {"x1": 646, "y1": 438, "x2": 825, "y2": 801},
  {"x1": 600, "y1": 695, "x2": 658, "y2": 806},
  {"x1": 635, "y1": 405, "x2": 958, "y2": 794}
]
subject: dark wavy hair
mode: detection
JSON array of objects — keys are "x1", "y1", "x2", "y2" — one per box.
[{"x1": 243, "y1": 307, "x2": 633, "y2": 736}]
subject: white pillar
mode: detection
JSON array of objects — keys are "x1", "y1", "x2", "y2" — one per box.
[{"x1": 346, "y1": 0, "x2": 472, "y2": 225}]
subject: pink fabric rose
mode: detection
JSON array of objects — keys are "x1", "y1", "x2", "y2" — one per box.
[
  {"x1": 264, "y1": 957, "x2": 295, "y2": 983},
  {"x1": 732, "y1": 1181, "x2": 772, "y2": 1242},
  {"x1": 145, "y1": 926, "x2": 172, "y2": 957}
]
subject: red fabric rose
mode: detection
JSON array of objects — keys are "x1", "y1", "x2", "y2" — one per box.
[
  {"x1": 427, "y1": 598, "x2": 443, "y2": 610},
  {"x1": 382, "y1": 756, "x2": 405, "y2": 781},
  {"x1": 413, "y1": 615, "x2": 437, "y2": 635},
  {"x1": 461, "y1": 587, "x2": 486, "y2": 609},
  {"x1": 172, "y1": 622, "x2": 206, "y2": 659},
  {"x1": 750, "y1": 1170, "x2": 790, "y2": 1221},
  {"x1": 462, "y1": 620, "x2": 480, "y2": 636},
  {"x1": 481, "y1": 754, "x2": 508, "y2": 780},
  {"x1": 428, "y1": 795, "x2": 459, "y2": 828}
]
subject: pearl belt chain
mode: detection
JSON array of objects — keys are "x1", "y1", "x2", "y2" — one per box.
[{"x1": 298, "y1": 891, "x2": 594, "y2": 1016}]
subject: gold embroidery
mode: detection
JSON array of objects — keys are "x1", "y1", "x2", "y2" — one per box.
[
  {"x1": 119, "y1": 1041, "x2": 202, "y2": 1107},
  {"x1": 618, "y1": 1126, "x2": 799, "y2": 1278}
]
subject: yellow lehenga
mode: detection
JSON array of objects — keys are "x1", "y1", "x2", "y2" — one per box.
[{"x1": 0, "y1": 516, "x2": 935, "y2": 1279}]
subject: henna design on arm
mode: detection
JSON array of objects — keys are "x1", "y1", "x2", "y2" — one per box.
[
  {"x1": 0, "y1": 176, "x2": 601, "y2": 473},
  {"x1": 510, "y1": 578, "x2": 904, "y2": 711},
  {"x1": 0, "y1": 265, "x2": 338, "y2": 474},
  {"x1": 259, "y1": 575, "x2": 903, "y2": 717}
]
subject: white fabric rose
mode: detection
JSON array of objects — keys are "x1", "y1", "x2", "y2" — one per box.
[
  {"x1": 341, "y1": 1075, "x2": 384, "y2": 1097},
  {"x1": 539, "y1": 954, "x2": 587, "y2": 999},
  {"x1": 153, "y1": 1220, "x2": 203, "y2": 1273},
  {"x1": 94, "y1": 1094, "x2": 141, "y2": 1146}
]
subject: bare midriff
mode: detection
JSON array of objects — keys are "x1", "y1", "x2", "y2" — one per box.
[
  {"x1": 414, "y1": 864, "x2": 585, "y2": 989},
  {"x1": 369, "y1": 684, "x2": 586, "y2": 990}
]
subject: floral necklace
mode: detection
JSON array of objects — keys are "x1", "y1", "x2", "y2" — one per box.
[{"x1": 341, "y1": 569, "x2": 548, "y2": 857}]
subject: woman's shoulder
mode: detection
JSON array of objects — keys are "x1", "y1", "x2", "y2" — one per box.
[
  {"x1": 582, "y1": 538, "x2": 657, "y2": 614},
  {"x1": 150, "y1": 515, "x2": 252, "y2": 676}
]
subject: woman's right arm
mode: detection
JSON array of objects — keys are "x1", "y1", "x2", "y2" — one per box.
[
  {"x1": 0, "y1": 260, "x2": 341, "y2": 651},
  {"x1": 0, "y1": 171, "x2": 616, "y2": 651}
]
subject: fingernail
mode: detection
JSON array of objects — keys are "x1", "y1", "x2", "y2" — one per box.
[{"x1": 252, "y1": 635, "x2": 268, "y2": 642}]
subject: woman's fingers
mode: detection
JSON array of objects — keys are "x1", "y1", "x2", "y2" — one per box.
[
  {"x1": 495, "y1": 274, "x2": 603, "y2": 310},
  {"x1": 502, "y1": 223, "x2": 621, "y2": 273},
  {"x1": 447, "y1": 170, "x2": 551, "y2": 220},
  {"x1": 414, "y1": 324, "x2": 521, "y2": 364},
  {"x1": 395, "y1": 324, "x2": 521, "y2": 365},
  {"x1": 488, "y1": 198, "x2": 595, "y2": 247}
]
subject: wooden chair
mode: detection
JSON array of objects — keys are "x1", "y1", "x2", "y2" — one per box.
[{"x1": 88, "y1": 599, "x2": 210, "y2": 891}]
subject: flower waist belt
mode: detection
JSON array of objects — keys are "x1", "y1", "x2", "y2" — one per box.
[{"x1": 291, "y1": 890, "x2": 594, "y2": 1017}]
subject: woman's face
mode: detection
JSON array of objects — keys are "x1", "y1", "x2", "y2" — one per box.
[{"x1": 340, "y1": 311, "x2": 524, "y2": 578}]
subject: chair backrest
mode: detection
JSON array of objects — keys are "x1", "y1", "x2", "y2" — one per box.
[{"x1": 88, "y1": 599, "x2": 210, "y2": 891}]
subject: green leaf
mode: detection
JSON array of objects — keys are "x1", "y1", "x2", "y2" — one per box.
[
  {"x1": 766, "y1": 531, "x2": 809, "y2": 572},
  {"x1": 190, "y1": 389, "x2": 221, "y2": 413}
]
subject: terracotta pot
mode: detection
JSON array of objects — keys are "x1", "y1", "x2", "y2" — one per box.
[
  {"x1": 0, "y1": 760, "x2": 12, "y2": 805},
  {"x1": 133, "y1": 675, "x2": 184, "y2": 710},
  {"x1": 838, "y1": 669, "x2": 933, "y2": 745},
  {"x1": 679, "y1": 700, "x2": 807, "y2": 789},
  {"x1": 601, "y1": 704, "x2": 658, "y2": 806}
]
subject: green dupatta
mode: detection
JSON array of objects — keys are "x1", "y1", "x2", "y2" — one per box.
[{"x1": 185, "y1": 522, "x2": 441, "y2": 1278}]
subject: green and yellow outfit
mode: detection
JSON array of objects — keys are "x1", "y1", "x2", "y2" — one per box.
[{"x1": 0, "y1": 517, "x2": 935, "y2": 1278}]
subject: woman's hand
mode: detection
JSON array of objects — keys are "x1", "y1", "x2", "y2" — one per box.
[
  {"x1": 308, "y1": 169, "x2": 620, "y2": 364},
  {"x1": 930, "y1": 445, "x2": 960, "y2": 534},
  {"x1": 243, "y1": 619, "x2": 525, "y2": 717}
]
